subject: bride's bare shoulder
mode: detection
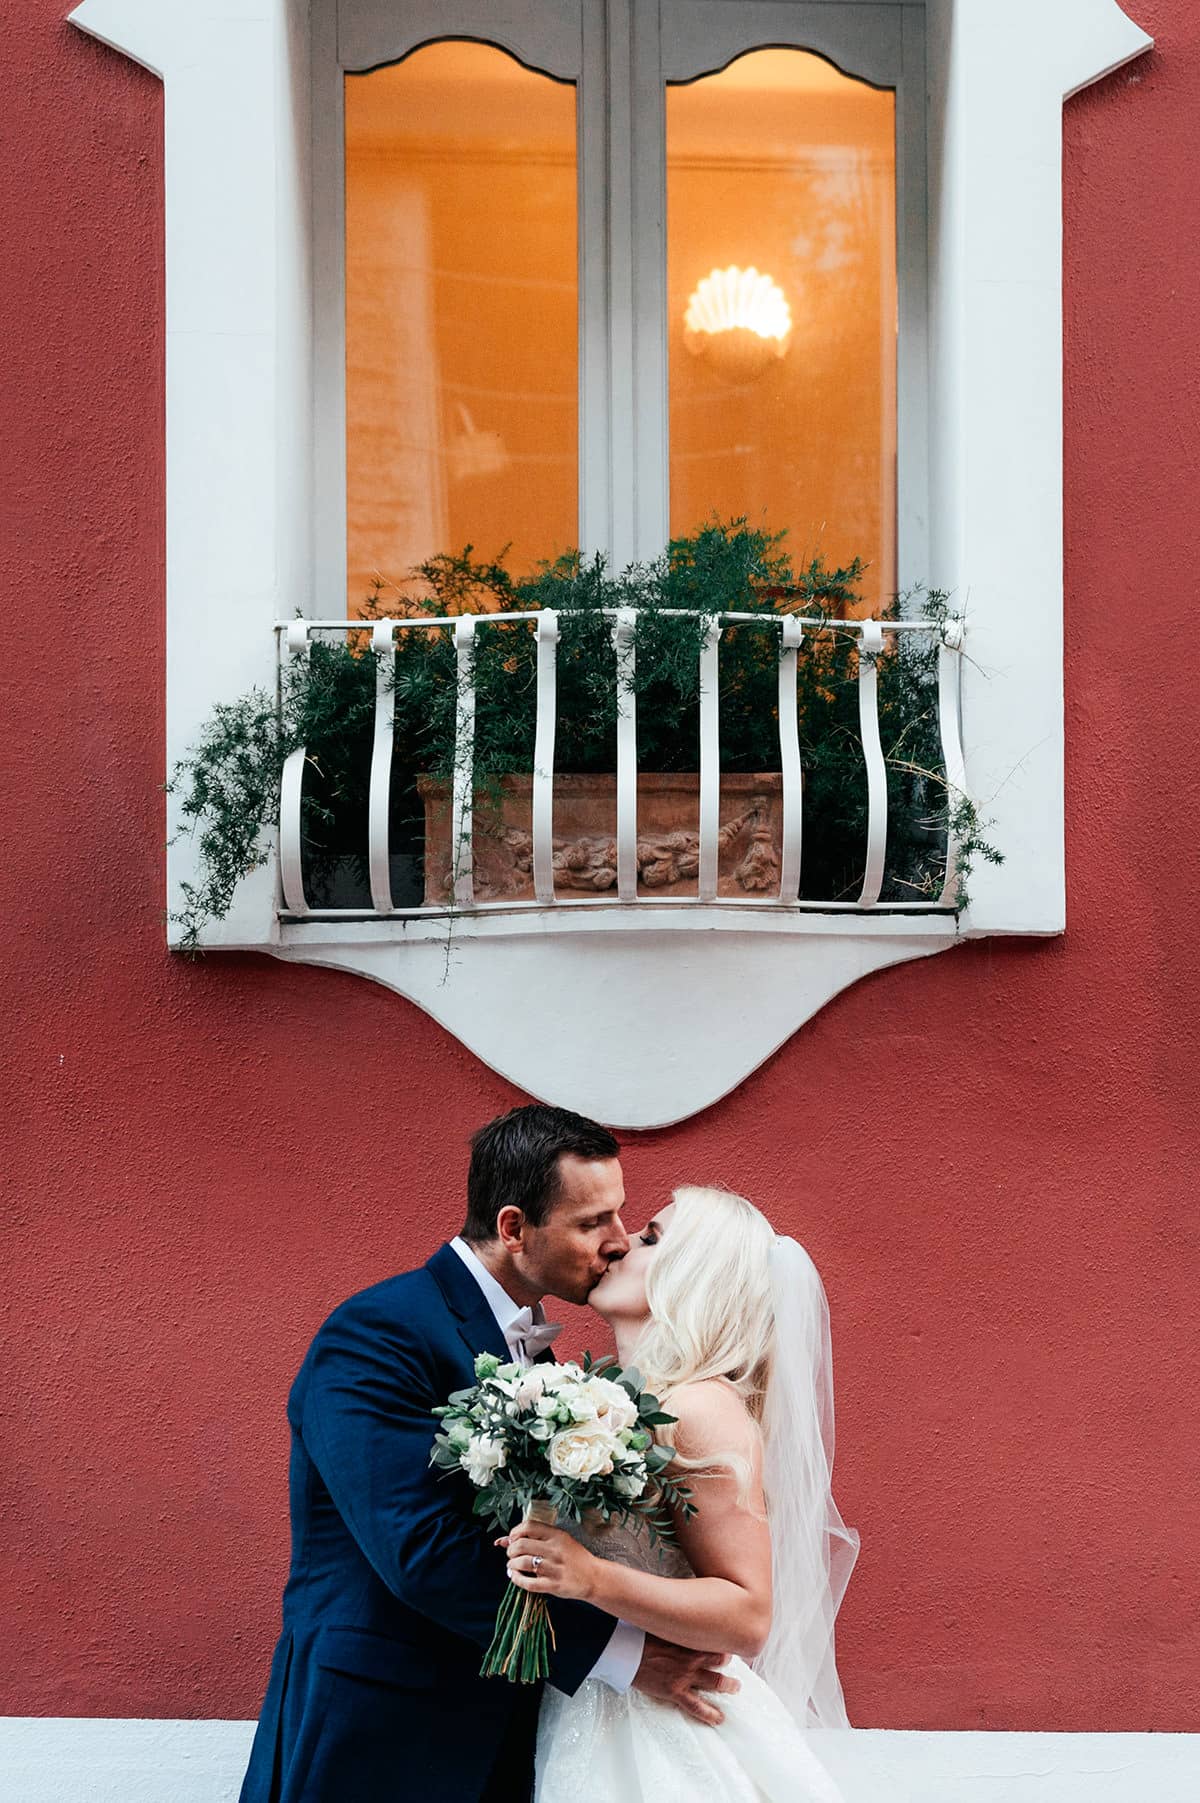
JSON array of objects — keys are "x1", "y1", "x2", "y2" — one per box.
[{"x1": 665, "y1": 1378, "x2": 759, "y2": 1457}]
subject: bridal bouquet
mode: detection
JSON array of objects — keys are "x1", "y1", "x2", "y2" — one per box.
[{"x1": 431, "y1": 1351, "x2": 693, "y2": 1682}]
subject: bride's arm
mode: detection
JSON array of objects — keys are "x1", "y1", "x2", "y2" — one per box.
[{"x1": 504, "y1": 1380, "x2": 772, "y2": 1661}]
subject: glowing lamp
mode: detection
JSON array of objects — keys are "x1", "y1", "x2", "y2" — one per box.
[{"x1": 683, "y1": 265, "x2": 792, "y2": 380}]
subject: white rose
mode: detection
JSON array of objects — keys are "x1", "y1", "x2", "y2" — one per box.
[
  {"x1": 528, "y1": 1416, "x2": 554, "y2": 1441},
  {"x1": 548, "y1": 1422, "x2": 619, "y2": 1482},
  {"x1": 512, "y1": 1370, "x2": 546, "y2": 1411},
  {"x1": 614, "y1": 1468, "x2": 646, "y2": 1499},
  {"x1": 589, "y1": 1378, "x2": 638, "y2": 1433},
  {"x1": 460, "y1": 1433, "x2": 507, "y2": 1487},
  {"x1": 540, "y1": 1361, "x2": 586, "y2": 1393},
  {"x1": 535, "y1": 1395, "x2": 560, "y2": 1419},
  {"x1": 559, "y1": 1384, "x2": 599, "y2": 1423},
  {"x1": 481, "y1": 1368, "x2": 520, "y2": 1400}
]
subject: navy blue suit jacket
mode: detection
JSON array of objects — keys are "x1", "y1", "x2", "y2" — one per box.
[{"x1": 239, "y1": 1244, "x2": 616, "y2": 1803}]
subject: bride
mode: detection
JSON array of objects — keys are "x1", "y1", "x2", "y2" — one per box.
[{"x1": 503, "y1": 1185, "x2": 861, "y2": 1803}]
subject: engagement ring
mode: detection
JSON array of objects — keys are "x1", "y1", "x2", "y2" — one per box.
[{"x1": 531, "y1": 1556, "x2": 543, "y2": 1573}]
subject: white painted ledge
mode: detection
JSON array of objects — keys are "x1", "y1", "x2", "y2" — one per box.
[
  {"x1": 273, "y1": 913, "x2": 959, "y2": 1129},
  {"x1": 1, "y1": 1721, "x2": 1197, "y2": 1803}
]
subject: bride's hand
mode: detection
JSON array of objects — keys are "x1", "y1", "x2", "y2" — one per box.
[{"x1": 498, "y1": 1522, "x2": 598, "y2": 1604}]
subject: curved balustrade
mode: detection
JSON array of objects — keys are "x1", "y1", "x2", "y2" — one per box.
[
  {"x1": 275, "y1": 608, "x2": 968, "y2": 919},
  {"x1": 777, "y1": 616, "x2": 804, "y2": 904},
  {"x1": 857, "y1": 618, "x2": 888, "y2": 908},
  {"x1": 367, "y1": 619, "x2": 396, "y2": 913},
  {"x1": 450, "y1": 616, "x2": 478, "y2": 908},
  {"x1": 937, "y1": 616, "x2": 968, "y2": 907},
  {"x1": 697, "y1": 618, "x2": 722, "y2": 903},
  {"x1": 611, "y1": 608, "x2": 638, "y2": 904},
  {"x1": 532, "y1": 612, "x2": 560, "y2": 905},
  {"x1": 278, "y1": 619, "x2": 312, "y2": 915}
]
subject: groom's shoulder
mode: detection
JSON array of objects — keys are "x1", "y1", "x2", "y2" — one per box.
[{"x1": 312, "y1": 1255, "x2": 447, "y2": 1344}]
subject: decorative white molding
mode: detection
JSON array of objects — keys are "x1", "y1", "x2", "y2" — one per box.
[
  {"x1": 660, "y1": 1, "x2": 903, "y2": 86},
  {"x1": 923, "y1": 0, "x2": 1152, "y2": 938},
  {"x1": 277, "y1": 911, "x2": 958, "y2": 1128},
  {"x1": 68, "y1": 0, "x2": 1153, "y2": 1124},
  {"x1": 338, "y1": 0, "x2": 582, "y2": 80},
  {"x1": 70, "y1": 0, "x2": 317, "y2": 953},
  {"x1": 3, "y1": 1718, "x2": 1199, "y2": 1803}
]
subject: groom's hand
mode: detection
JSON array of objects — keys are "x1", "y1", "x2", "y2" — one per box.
[{"x1": 632, "y1": 1635, "x2": 740, "y2": 1727}]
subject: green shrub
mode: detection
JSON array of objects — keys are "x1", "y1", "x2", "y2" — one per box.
[{"x1": 168, "y1": 519, "x2": 999, "y2": 948}]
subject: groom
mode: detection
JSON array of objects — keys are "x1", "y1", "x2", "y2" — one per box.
[{"x1": 239, "y1": 1103, "x2": 737, "y2": 1803}]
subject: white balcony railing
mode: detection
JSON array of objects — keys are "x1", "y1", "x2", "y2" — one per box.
[{"x1": 274, "y1": 609, "x2": 968, "y2": 922}]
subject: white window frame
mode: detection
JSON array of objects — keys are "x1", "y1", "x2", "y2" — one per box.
[
  {"x1": 316, "y1": 0, "x2": 929, "y2": 597},
  {"x1": 68, "y1": 0, "x2": 1153, "y2": 1126}
]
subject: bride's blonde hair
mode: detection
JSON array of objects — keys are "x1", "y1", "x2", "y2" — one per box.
[{"x1": 631, "y1": 1185, "x2": 777, "y2": 1424}]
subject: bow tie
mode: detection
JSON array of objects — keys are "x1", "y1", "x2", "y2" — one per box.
[{"x1": 506, "y1": 1306, "x2": 564, "y2": 1363}]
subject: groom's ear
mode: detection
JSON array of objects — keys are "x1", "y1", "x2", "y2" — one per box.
[{"x1": 495, "y1": 1204, "x2": 528, "y2": 1253}]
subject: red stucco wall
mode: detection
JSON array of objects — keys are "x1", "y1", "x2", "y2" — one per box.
[{"x1": 2, "y1": 0, "x2": 1197, "y2": 1731}]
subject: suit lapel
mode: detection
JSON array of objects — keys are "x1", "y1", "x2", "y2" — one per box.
[{"x1": 426, "y1": 1242, "x2": 510, "y2": 1370}]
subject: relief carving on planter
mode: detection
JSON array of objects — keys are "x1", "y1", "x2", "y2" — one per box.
[{"x1": 418, "y1": 773, "x2": 784, "y2": 904}]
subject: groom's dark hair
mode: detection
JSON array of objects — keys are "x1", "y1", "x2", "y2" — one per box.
[{"x1": 463, "y1": 1104, "x2": 620, "y2": 1241}]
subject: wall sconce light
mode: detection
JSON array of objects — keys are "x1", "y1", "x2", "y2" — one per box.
[{"x1": 683, "y1": 265, "x2": 792, "y2": 381}]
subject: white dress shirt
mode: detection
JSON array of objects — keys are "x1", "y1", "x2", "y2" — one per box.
[{"x1": 449, "y1": 1237, "x2": 645, "y2": 1693}]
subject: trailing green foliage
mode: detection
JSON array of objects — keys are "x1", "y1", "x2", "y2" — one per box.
[
  {"x1": 166, "y1": 629, "x2": 380, "y2": 946},
  {"x1": 167, "y1": 519, "x2": 1000, "y2": 947}
]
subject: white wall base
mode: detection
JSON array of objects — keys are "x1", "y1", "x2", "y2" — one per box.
[{"x1": 1, "y1": 1720, "x2": 1197, "y2": 1803}]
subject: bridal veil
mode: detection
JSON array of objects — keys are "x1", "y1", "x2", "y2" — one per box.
[{"x1": 751, "y1": 1236, "x2": 860, "y2": 1731}]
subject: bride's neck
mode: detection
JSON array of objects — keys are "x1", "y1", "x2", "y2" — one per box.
[{"x1": 611, "y1": 1318, "x2": 646, "y2": 1370}]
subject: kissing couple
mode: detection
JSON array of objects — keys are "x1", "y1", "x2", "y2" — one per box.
[{"x1": 240, "y1": 1104, "x2": 861, "y2": 1803}]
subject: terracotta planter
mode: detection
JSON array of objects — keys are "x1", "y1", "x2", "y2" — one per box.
[{"x1": 417, "y1": 772, "x2": 784, "y2": 904}]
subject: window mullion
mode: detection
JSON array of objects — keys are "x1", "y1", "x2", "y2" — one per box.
[
  {"x1": 580, "y1": 0, "x2": 669, "y2": 567},
  {"x1": 604, "y1": 0, "x2": 638, "y2": 566},
  {"x1": 630, "y1": 0, "x2": 669, "y2": 562},
  {"x1": 579, "y1": 0, "x2": 613, "y2": 561}
]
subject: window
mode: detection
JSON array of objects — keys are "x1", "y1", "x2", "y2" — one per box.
[
  {"x1": 343, "y1": 43, "x2": 579, "y2": 595},
  {"x1": 319, "y1": 0, "x2": 927, "y2": 608},
  {"x1": 666, "y1": 49, "x2": 898, "y2": 601}
]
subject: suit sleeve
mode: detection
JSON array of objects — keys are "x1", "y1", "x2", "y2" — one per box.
[{"x1": 299, "y1": 1294, "x2": 615, "y2": 1695}]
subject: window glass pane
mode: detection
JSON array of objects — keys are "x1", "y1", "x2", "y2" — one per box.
[
  {"x1": 344, "y1": 43, "x2": 578, "y2": 609},
  {"x1": 667, "y1": 50, "x2": 896, "y2": 606}
]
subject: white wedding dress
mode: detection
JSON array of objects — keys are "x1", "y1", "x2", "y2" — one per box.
[
  {"x1": 535, "y1": 1520, "x2": 846, "y2": 1803},
  {"x1": 539, "y1": 1237, "x2": 862, "y2": 1803}
]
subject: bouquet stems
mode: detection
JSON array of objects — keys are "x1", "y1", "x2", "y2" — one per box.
[{"x1": 481, "y1": 1498, "x2": 558, "y2": 1683}]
